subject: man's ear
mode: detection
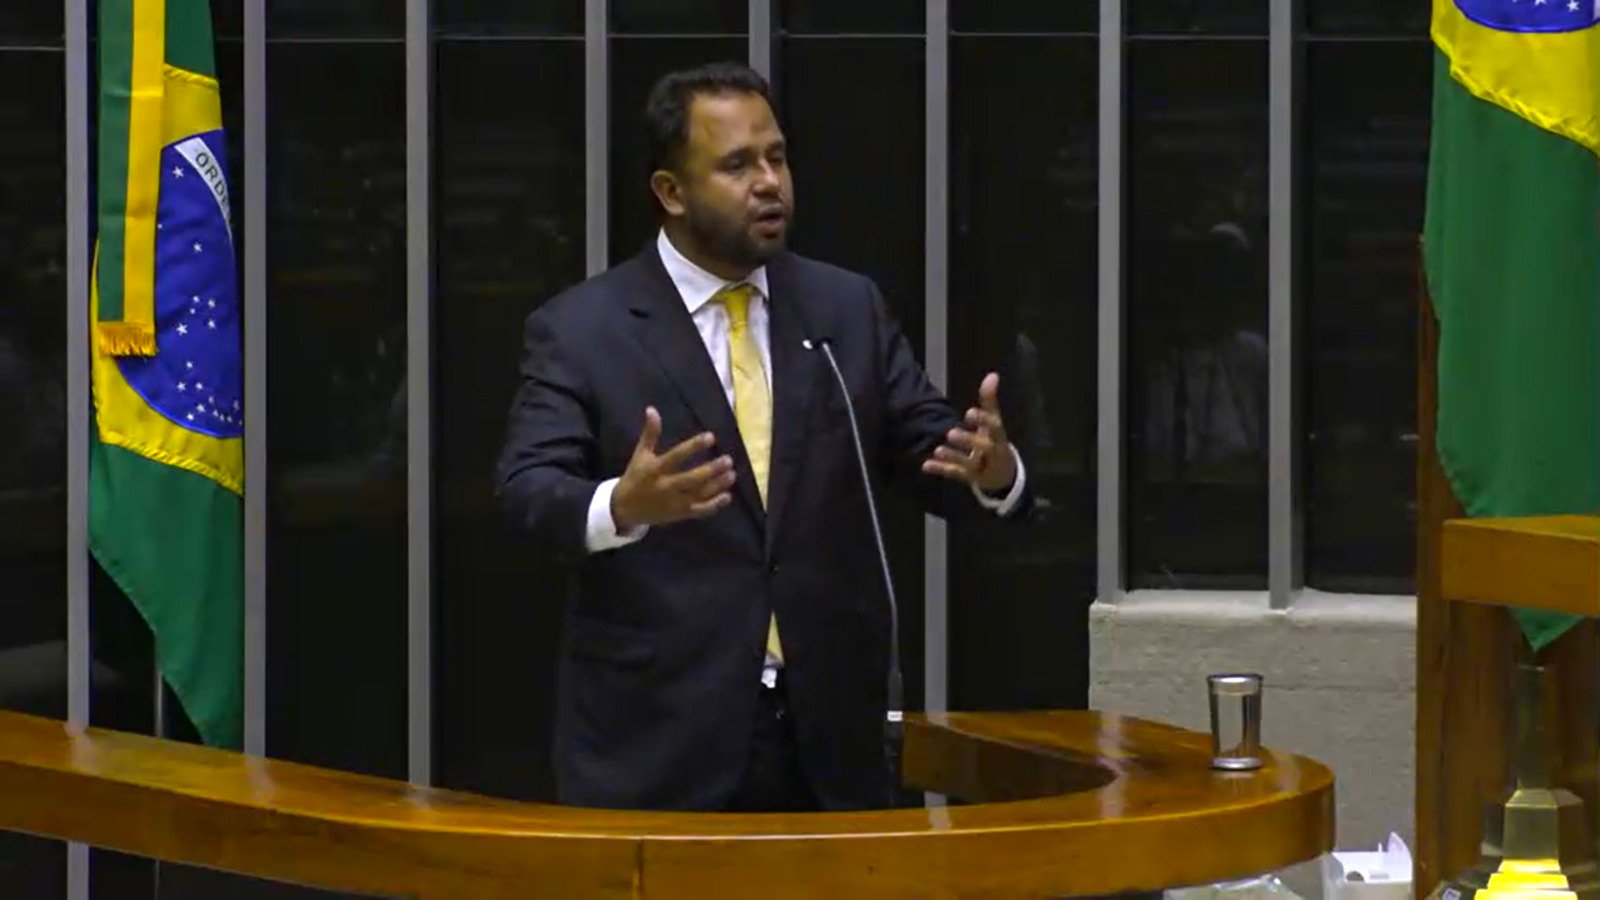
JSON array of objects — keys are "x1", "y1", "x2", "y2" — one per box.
[{"x1": 650, "y1": 169, "x2": 686, "y2": 217}]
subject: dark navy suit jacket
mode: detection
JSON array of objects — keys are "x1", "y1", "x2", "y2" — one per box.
[{"x1": 495, "y1": 244, "x2": 1031, "y2": 811}]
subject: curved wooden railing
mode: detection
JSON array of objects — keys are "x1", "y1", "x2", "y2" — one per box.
[{"x1": 0, "y1": 708, "x2": 1334, "y2": 898}]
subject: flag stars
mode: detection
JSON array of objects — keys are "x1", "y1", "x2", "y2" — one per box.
[
  {"x1": 172, "y1": 167, "x2": 184, "y2": 178},
  {"x1": 192, "y1": 241, "x2": 203, "y2": 253},
  {"x1": 186, "y1": 361, "x2": 194, "y2": 370},
  {"x1": 207, "y1": 298, "x2": 216, "y2": 309},
  {"x1": 177, "y1": 382, "x2": 187, "y2": 392},
  {"x1": 176, "y1": 323, "x2": 189, "y2": 336},
  {"x1": 1569, "y1": 0, "x2": 1580, "y2": 9},
  {"x1": 207, "y1": 319, "x2": 216, "y2": 329}
]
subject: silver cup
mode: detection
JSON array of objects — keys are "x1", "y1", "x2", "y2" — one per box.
[{"x1": 1207, "y1": 673, "x2": 1263, "y2": 771}]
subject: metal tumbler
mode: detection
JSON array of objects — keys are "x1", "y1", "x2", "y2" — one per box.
[{"x1": 1207, "y1": 673, "x2": 1263, "y2": 771}]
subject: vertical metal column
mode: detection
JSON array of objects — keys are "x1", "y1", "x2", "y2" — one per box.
[
  {"x1": 748, "y1": 0, "x2": 772, "y2": 80},
  {"x1": 1096, "y1": 0, "x2": 1125, "y2": 605},
  {"x1": 1268, "y1": 0, "x2": 1302, "y2": 609},
  {"x1": 405, "y1": 0, "x2": 434, "y2": 786},
  {"x1": 65, "y1": 0, "x2": 90, "y2": 894},
  {"x1": 242, "y1": 0, "x2": 268, "y2": 759},
  {"x1": 585, "y1": 0, "x2": 608, "y2": 277},
  {"x1": 923, "y1": 0, "x2": 950, "y2": 716}
]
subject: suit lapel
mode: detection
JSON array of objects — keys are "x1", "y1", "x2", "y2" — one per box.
[
  {"x1": 624, "y1": 247, "x2": 765, "y2": 528},
  {"x1": 764, "y1": 254, "x2": 818, "y2": 548}
]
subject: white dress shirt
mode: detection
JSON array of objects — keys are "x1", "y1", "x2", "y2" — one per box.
[{"x1": 584, "y1": 229, "x2": 1026, "y2": 554}]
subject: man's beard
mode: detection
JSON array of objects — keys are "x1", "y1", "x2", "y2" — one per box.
[{"x1": 685, "y1": 201, "x2": 787, "y2": 271}]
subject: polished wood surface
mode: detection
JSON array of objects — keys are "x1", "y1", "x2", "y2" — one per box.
[
  {"x1": 1442, "y1": 515, "x2": 1600, "y2": 616},
  {"x1": 1416, "y1": 284, "x2": 1469, "y2": 893},
  {"x1": 0, "y1": 708, "x2": 1333, "y2": 898},
  {"x1": 1413, "y1": 286, "x2": 1600, "y2": 894}
]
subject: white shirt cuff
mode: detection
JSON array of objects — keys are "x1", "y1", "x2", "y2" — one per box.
[
  {"x1": 971, "y1": 446, "x2": 1026, "y2": 517},
  {"x1": 585, "y1": 478, "x2": 649, "y2": 553}
]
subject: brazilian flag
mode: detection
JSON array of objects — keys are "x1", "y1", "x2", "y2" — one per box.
[
  {"x1": 1423, "y1": 0, "x2": 1600, "y2": 650},
  {"x1": 91, "y1": 0, "x2": 242, "y2": 748}
]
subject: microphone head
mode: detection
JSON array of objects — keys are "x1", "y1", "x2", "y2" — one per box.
[{"x1": 802, "y1": 339, "x2": 814, "y2": 350}]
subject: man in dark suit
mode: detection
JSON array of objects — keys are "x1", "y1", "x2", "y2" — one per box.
[{"x1": 496, "y1": 62, "x2": 1031, "y2": 813}]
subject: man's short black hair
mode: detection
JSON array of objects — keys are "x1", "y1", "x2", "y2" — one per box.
[{"x1": 644, "y1": 61, "x2": 773, "y2": 182}]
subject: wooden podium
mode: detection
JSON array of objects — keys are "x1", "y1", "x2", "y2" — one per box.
[
  {"x1": 0, "y1": 707, "x2": 1333, "y2": 897},
  {"x1": 1415, "y1": 295, "x2": 1600, "y2": 894}
]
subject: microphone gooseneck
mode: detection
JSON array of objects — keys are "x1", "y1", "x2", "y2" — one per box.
[{"x1": 805, "y1": 337, "x2": 905, "y2": 797}]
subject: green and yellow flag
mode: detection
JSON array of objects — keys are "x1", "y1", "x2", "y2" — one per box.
[
  {"x1": 1423, "y1": 0, "x2": 1600, "y2": 650},
  {"x1": 91, "y1": 0, "x2": 243, "y2": 748}
]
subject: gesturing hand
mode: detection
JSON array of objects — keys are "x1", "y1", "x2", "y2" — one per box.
[
  {"x1": 610, "y1": 407, "x2": 736, "y2": 531},
  {"x1": 921, "y1": 372, "x2": 1017, "y2": 495}
]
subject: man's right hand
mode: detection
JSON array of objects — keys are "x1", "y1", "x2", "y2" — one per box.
[{"x1": 610, "y1": 407, "x2": 736, "y2": 532}]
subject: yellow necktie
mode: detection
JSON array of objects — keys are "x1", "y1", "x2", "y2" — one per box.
[{"x1": 715, "y1": 284, "x2": 783, "y2": 664}]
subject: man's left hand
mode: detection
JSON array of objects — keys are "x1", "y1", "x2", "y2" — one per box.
[{"x1": 921, "y1": 372, "x2": 1016, "y2": 494}]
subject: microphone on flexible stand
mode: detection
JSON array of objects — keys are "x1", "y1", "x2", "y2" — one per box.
[{"x1": 802, "y1": 335, "x2": 906, "y2": 805}]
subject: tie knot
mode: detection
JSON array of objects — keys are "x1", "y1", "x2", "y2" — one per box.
[{"x1": 715, "y1": 283, "x2": 757, "y2": 327}]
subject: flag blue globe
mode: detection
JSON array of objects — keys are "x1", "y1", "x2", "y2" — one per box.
[
  {"x1": 116, "y1": 129, "x2": 243, "y2": 440},
  {"x1": 1454, "y1": 0, "x2": 1600, "y2": 33}
]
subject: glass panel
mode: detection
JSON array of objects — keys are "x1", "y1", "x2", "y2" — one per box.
[
  {"x1": 951, "y1": 3, "x2": 1097, "y2": 33},
  {"x1": 268, "y1": 0, "x2": 403, "y2": 38},
  {"x1": 0, "y1": 51, "x2": 67, "y2": 722},
  {"x1": 611, "y1": 0, "x2": 746, "y2": 35},
  {"x1": 1126, "y1": 38, "x2": 1269, "y2": 588},
  {"x1": 436, "y1": 0, "x2": 584, "y2": 36},
  {"x1": 0, "y1": 5, "x2": 61, "y2": 43},
  {"x1": 265, "y1": 40, "x2": 407, "y2": 779},
  {"x1": 948, "y1": 35, "x2": 1097, "y2": 710},
  {"x1": 213, "y1": 1, "x2": 242, "y2": 38},
  {"x1": 88, "y1": 849, "x2": 397, "y2": 900},
  {"x1": 432, "y1": 37, "x2": 584, "y2": 801},
  {"x1": 1305, "y1": 39, "x2": 1430, "y2": 593},
  {"x1": 775, "y1": 36, "x2": 928, "y2": 706},
  {"x1": 0, "y1": 832, "x2": 64, "y2": 898},
  {"x1": 608, "y1": 36, "x2": 745, "y2": 263},
  {"x1": 1130, "y1": 0, "x2": 1268, "y2": 34},
  {"x1": 0, "y1": 43, "x2": 67, "y2": 900},
  {"x1": 780, "y1": 0, "x2": 923, "y2": 34},
  {"x1": 1306, "y1": 0, "x2": 1429, "y2": 36}
]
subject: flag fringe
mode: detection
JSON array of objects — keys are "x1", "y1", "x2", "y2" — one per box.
[{"x1": 96, "y1": 322, "x2": 158, "y2": 357}]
